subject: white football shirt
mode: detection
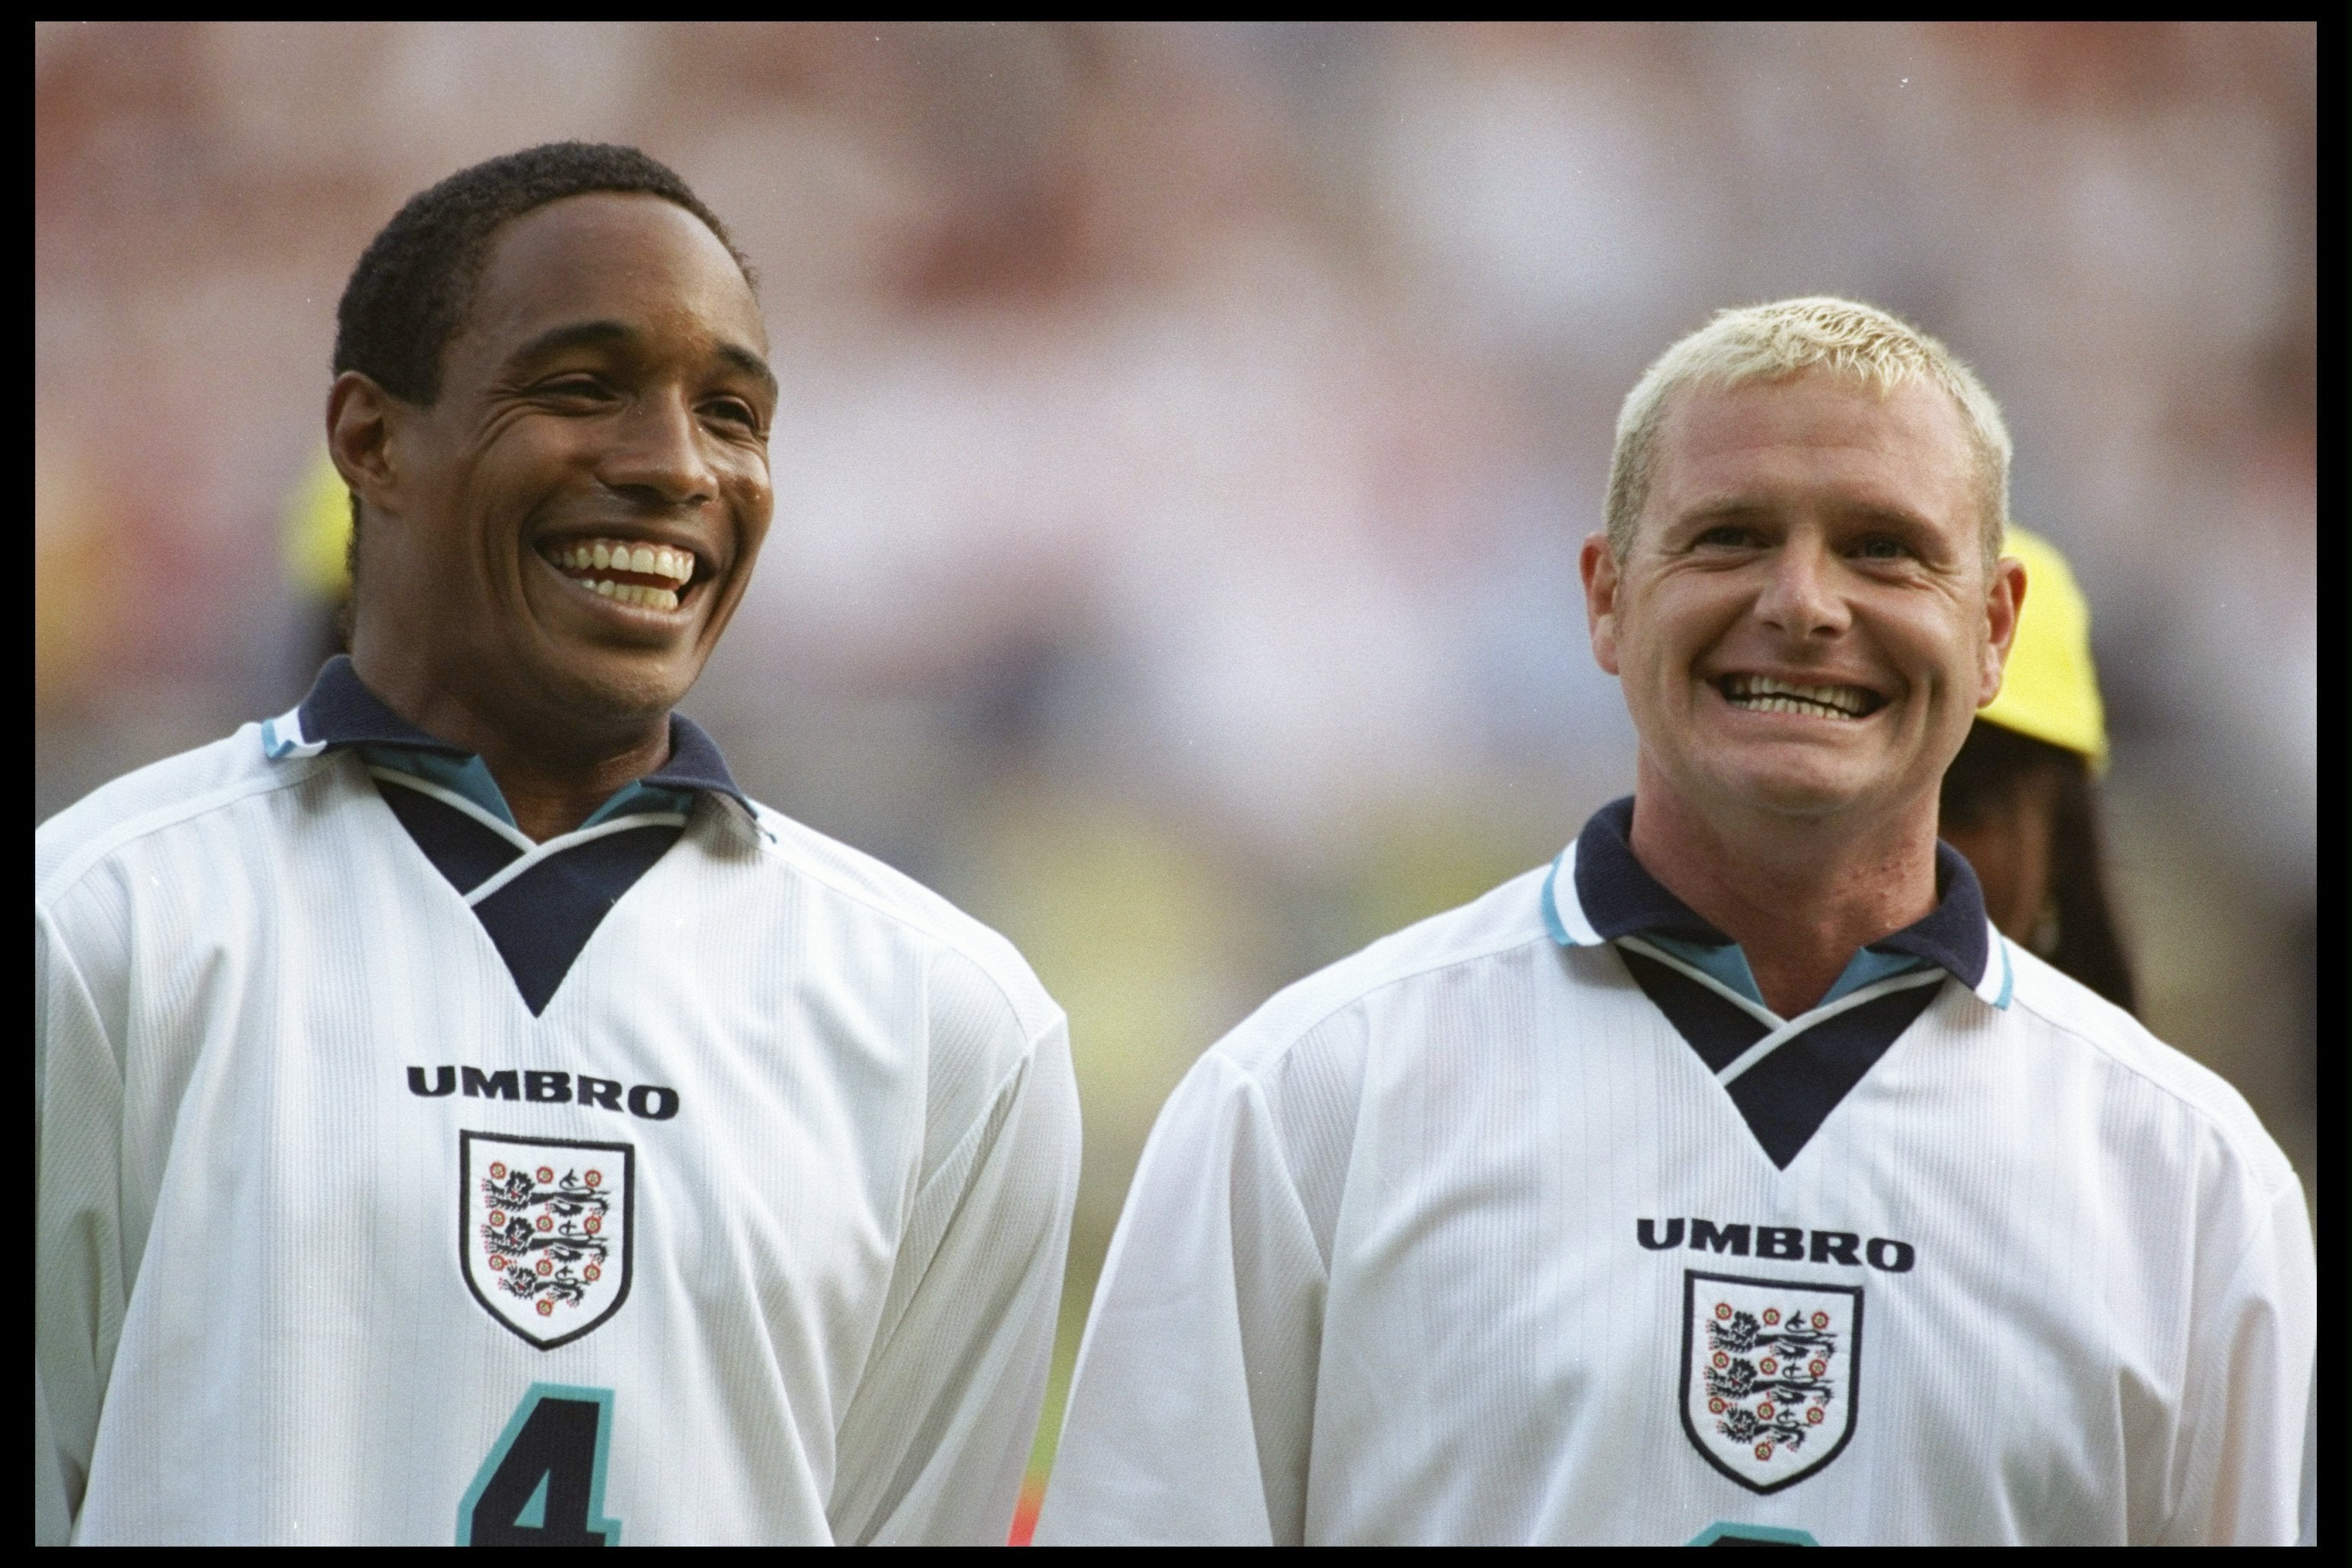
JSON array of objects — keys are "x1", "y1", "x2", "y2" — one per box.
[
  {"x1": 37, "y1": 661, "x2": 1081, "y2": 1544},
  {"x1": 1036, "y1": 799, "x2": 2313, "y2": 1546}
]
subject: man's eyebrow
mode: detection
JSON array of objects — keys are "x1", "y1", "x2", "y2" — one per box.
[
  {"x1": 1674, "y1": 498, "x2": 1777, "y2": 528},
  {"x1": 714, "y1": 341, "x2": 779, "y2": 402},
  {"x1": 505, "y1": 320, "x2": 779, "y2": 400},
  {"x1": 507, "y1": 319, "x2": 636, "y2": 366},
  {"x1": 1853, "y1": 501, "x2": 1938, "y2": 528},
  {"x1": 1675, "y1": 497, "x2": 1940, "y2": 534}
]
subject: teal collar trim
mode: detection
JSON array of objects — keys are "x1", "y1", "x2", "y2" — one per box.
[
  {"x1": 1634, "y1": 932, "x2": 1927, "y2": 1011},
  {"x1": 358, "y1": 742, "x2": 698, "y2": 832},
  {"x1": 1821, "y1": 945, "x2": 1932, "y2": 1006},
  {"x1": 271, "y1": 657, "x2": 743, "y2": 833},
  {"x1": 1638, "y1": 933, "x2": 1768, "y2": 1008},
  {"x1": 581, "y1": 777, "x2": 699, "y2": 828},
  {"x1": 357, "y1": 745, "x2": 514, "y2": 826},
  {"x1": 1544, "y1": 796, "x2": 2007, "y2": 1010}
]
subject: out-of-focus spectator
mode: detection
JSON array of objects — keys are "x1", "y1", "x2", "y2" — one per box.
[
  {"x1": 1940, "y1": 525, "x2": 2135, "y2": 1011},
  {"x1": 282, "y1": 448, "x2": 353, "y2": 673}
]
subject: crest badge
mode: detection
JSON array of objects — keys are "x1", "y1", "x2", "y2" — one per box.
[
  {"x1": 1681, "y1": 1269, "x2": 1862, "y2": 1494},
  {"x1": 461, "y1": 1132, "x2": 635, "y2": 1350}
]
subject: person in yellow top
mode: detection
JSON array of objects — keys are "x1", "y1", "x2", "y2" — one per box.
[
  {"x1": 283, "y1": 446, "x2": 357, "y2": 671},
  {"x1": 1937, "y1": 525, "x2": 2135, "y2": 1011}
]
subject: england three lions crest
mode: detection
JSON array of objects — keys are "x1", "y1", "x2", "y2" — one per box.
[
  {"x1": 1681, "y1": 1271, "x2": 1862, "y2": 1493},
  {"x1": 461, "y1": 1132, "x2": 634, "y2": 1350}
]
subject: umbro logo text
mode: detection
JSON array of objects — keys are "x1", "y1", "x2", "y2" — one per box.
[
  {"x1": 1638, "y1": 1216, "x2": 1914, "y2": 1272},
  {"x1": 407, "y1": 1065, "x2": 681, "y2": 1121}
]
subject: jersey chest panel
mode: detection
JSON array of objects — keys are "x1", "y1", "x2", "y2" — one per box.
[
  {"x1": 1306, "y1": 967, "x2": 2152, "y2": 1546},
  {"x1": 87, "y1": 801, "x2": 933, "y2": 1544}
]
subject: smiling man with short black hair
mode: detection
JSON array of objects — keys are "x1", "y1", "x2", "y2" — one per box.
[
  {"x1": 37, "y1": 143, "x2": 1080, "y2": 1546},
  {"x1": 1037, "y1": 298, "x2": 2312, "y2": 1547}
]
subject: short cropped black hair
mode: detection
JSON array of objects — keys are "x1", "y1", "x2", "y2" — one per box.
[{"x1": 333, "y1": 141, "x2": 750, "y2": 407}]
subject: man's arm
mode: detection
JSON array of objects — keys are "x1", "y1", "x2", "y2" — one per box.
[
  {"x1": 826, "y1": 1015, "x2": 1081, "y2": 1546},
  {"x1": 2298, "y1": 1359, "x2": 2316, "y2": 1547},
  {"x1": 1034, "y1": 1049, "x2": 1330, "y2": 1547},
  {"x1": 2157, "y1": 1171, "x2": 2317, "y2": 1545},
  {"x1": 34, "y1": 904, "x2": 129, "y2": 1546}
]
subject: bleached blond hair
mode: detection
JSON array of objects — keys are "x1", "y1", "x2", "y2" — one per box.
[{"x1": 1604, "y1": 297, "x2": 2011, "y2": 573}]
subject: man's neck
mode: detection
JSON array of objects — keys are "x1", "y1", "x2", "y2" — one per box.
[
  {"x1": 1626, "y1": 759, "x2": 1939, "y2": 1019},
  {"x1": 350, "y1": 647, "x2": 671, "y2": 843},
  {"x1": 475, "y1": 736, "x2": 671, "y2": 844}
]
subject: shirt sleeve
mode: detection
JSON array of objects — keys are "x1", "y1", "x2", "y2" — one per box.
[
  {"x1": 826, "y1": 1014, "x2": 1082, "y2": 1546},
  {"x1": 2157, "y1": 1170, "x2": 2318, "y2": 1546},
  {"x1": 2296, "y1": 1358, "x2": 2316, "y2": 1547},
  {"x1": 1034, "y1": 1050, "x2": 1329, "y2": 1546},
  {"x1": 35, "y1": 903, "x2": 130, "y2": 1547}
]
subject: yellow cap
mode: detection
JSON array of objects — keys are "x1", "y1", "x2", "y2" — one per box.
[
  {"x1": 1981, "y1": 524, "x2": 2108, "y2": 771},
  {"x1": 283, "y1": 449, "x2": 354, "y2": 601}
]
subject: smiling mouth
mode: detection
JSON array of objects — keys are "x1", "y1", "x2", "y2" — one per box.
[
  {"x1": 538, "y1": 537, "x2": 701, "y2": 612},
  {"x1": 1717, "y1": 673, "x2": 1886, "y2": 720}
]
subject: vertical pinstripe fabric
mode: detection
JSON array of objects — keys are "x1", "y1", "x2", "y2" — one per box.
[
  {"x1": 37, "y1": 726, "x2": 1080, "y2": 1544},
  {"x1": 1035, "y1": 861, "x2": 2314, "y2": 1547}
]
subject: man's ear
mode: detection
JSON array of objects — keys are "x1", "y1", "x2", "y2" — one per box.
[
  {"x1": 1977, "y1": 554, "x2": 2027, "y2": 709},
  {"x1": 326, "y1": 371, "x2": 404, "y2": 523},
  {"x1": 1581, "y1": 531, "x2": 1622, "y2": 676}
]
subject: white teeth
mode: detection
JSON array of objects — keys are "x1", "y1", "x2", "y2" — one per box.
[
  {"x1": 552, "y1": 539, "x2": 697, "y2": 588},
  {"x1": 576, "y1": 580, "x2": 682, "y2": 610},
  {"x1": 1726, "y1": 675, "x2": 1874, "y2": 717}
]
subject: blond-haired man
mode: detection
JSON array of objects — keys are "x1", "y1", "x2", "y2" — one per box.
[{"x1": 1035, "y1": 299, "x2": 2313, "y2": 1546}]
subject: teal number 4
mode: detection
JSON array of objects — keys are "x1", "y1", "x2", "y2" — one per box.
[
  {"x1": 1688, "y1": 1520, "x2": 1819, "y2": 1546},
  {"x1": 459, "y1": 1383, "x2": 622, "y2": 1547}
]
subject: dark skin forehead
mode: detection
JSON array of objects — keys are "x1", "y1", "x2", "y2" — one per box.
[{"x1": 442, "y1": 191, "x2": 771, "y2": 403}]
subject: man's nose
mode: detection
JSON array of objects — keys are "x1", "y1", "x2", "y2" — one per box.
[
  {"x1": 1753, "y1": 534, "x2": 1850, "y2": 639},
  {"x1": 596, "y1": 391, "x2": 717, "y2": 509}
]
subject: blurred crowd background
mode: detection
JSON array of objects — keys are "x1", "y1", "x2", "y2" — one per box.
[{"x1": 36, "y1": 21, "x2": 2316, "y2": 1506}]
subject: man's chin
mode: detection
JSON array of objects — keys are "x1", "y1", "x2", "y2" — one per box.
[
  {"x1": 519, "y1": 573, "x2": 733, "y2": 710},
  {"x1": 517, "y1": 640, "x2": 699, "y2": 733},
  {"x1": 1699, "y1": 760, "x2": 1887, "y2": 823}
]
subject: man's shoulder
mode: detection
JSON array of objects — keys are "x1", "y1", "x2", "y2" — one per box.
[
  {"x1": 1213, "y1": 862, "x2": 1558, "y2": 1080},
  {"x1": 742, "y1": 801, "x2": 1061, "y2": 1042},
  {"x1": 2001, "y1": 945, "x2": 2297, "y2": 1197},
  {"x1": 36, "y1": 724, "x2": 325, "y2": 908}
]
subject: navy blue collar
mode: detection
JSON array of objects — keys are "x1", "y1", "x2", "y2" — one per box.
[
  {"x1": 272, "y1": 655, "x2": 753, "y2": 815},
  {"x1": 1544, "y1": 795, "x2": 2008, "y2": 1006}
]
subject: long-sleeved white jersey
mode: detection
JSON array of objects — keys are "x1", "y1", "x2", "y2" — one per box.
[
  {"x1": 1037, "y1": 801, "x2": 2313, "y2": 1546},
  {"x1": 38, "y1": 662, "x2": 1080, "y2": 1544}
]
